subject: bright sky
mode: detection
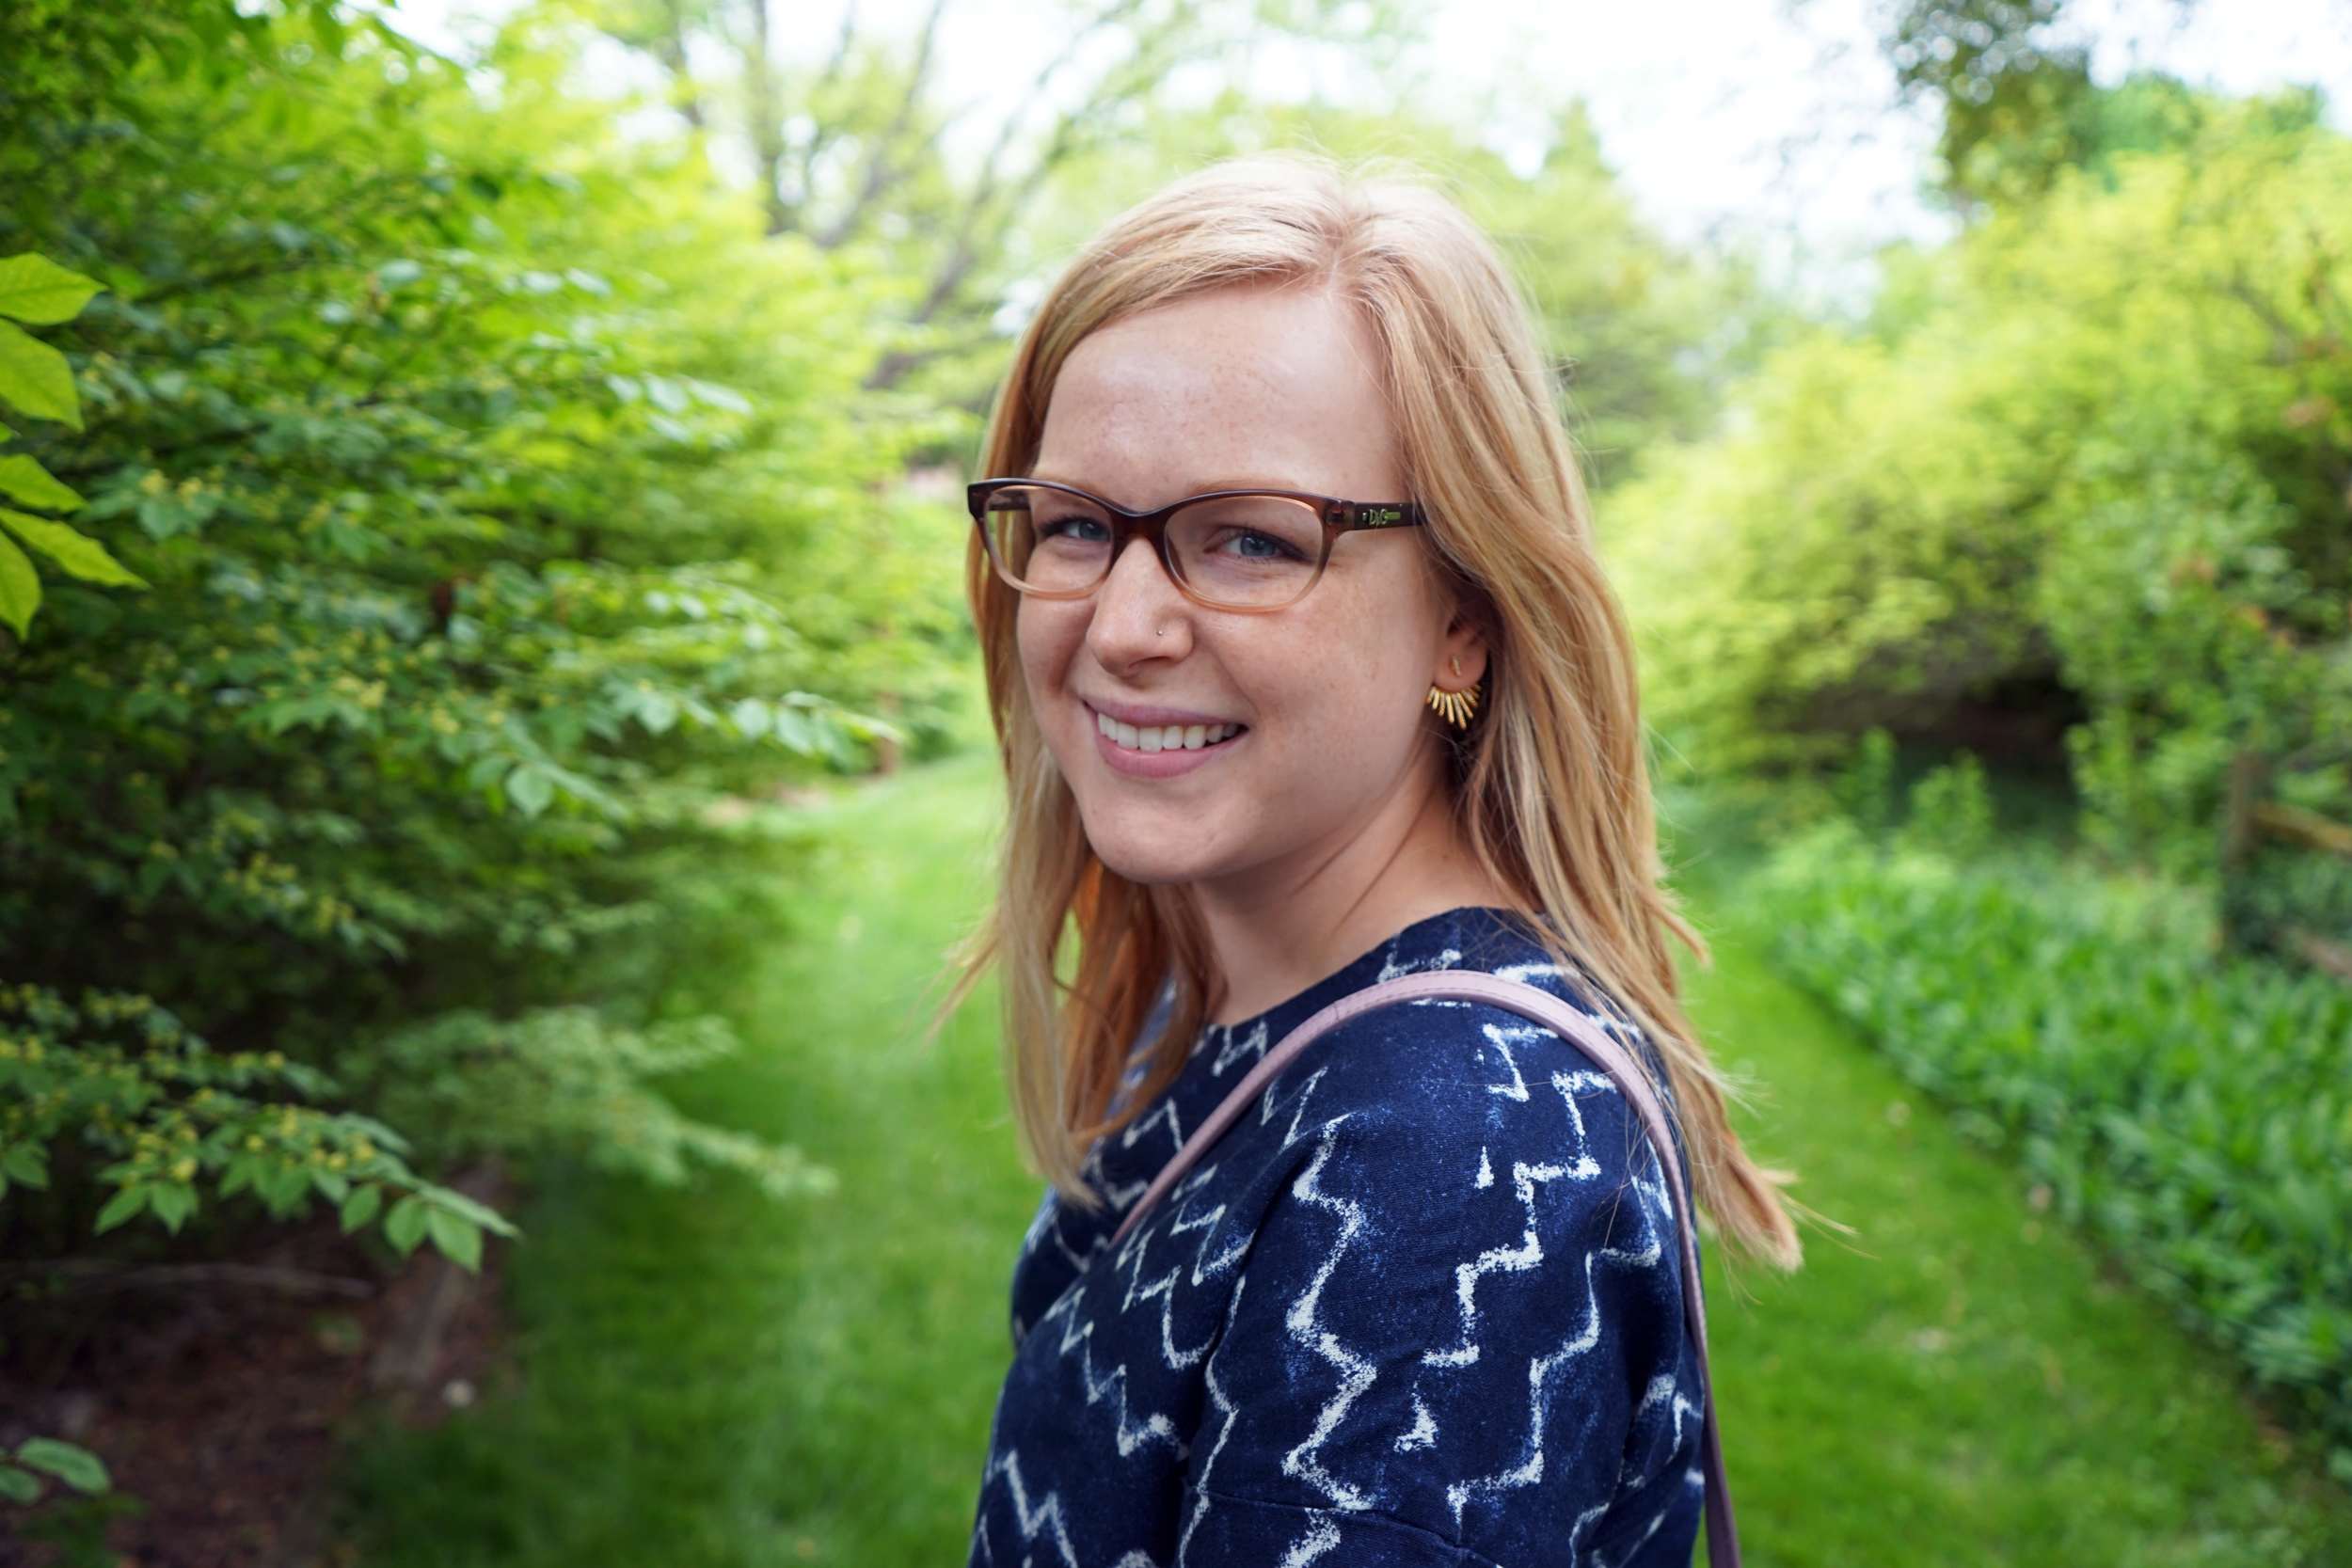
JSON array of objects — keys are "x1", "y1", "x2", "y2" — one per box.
[{"x1": 387, "y1": 0, "x2": 2352, "y2": 265}]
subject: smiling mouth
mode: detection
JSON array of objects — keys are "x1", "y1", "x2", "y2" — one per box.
[{"x1": 1095, "y1": 712, "x2": 1246, "y2": 754}]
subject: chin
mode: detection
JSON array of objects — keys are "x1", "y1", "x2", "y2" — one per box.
[{"x1": 1076, "y1": 803, "x2": 1231, "y2": 889}]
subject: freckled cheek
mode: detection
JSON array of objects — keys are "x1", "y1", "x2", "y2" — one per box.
[
  {"x1": 1014, "y1": 602, "x2": 1094, "y2": 752},
  {"x1": 1218, "y1": 626, "x2": 1424, "y2": 775}
]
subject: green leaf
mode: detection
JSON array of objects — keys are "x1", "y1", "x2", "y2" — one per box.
[
  {"x1": 0, "y1": 512, "x2": 143, "y2": 588},
  {"x1": 257, "y1": 1163, "x2": 311, "y2": 1216},
  {"x1": 149, "y1": 1181, "x2": 198, "y2": 1232},
  {"x1": 0, "y1": 1142, "x2": 48, "y2": 1189},
  {"x1": 0, "y1": 321, "x2": 81, "y2": 429},
  {"x1": 729, "y1": 697, "x2": 772, "y2": 739},
  {"x1": 425, "y1": 1207, "x2": 485, "y2": 1273},
  {"x1": 0, "y1": 532, "x2": 34, "y2": 637},
  {"x1": 505, "y1": 765, "x2": 553, "y2": 817},
  {"x1": 339, "y1": 1183, "x2": 384, "y2": 1233},
  {"x1": 92, "y1": 1184, "x2": 149, "y2": 1233},
  {"x1": 384, "y1": 1194, "x2": 429, "y2": 1256},
  {"x1": 15, "y1": 1438, "x2": 108, "y2": 1496},
  {"x1": 0, "y1": 1464, "x2": 39, "y2": 1504},
  {"x1": 0, "y1": 454, "x2": 82, "y2": 512},
  {"x1": 310, "y1": 3, "x2": 350, "y2": 55},
  {"x1": 0, "y1": 255, "x2": 101, "y2": 325},
  {"x1": 423, "y1": 1186, "x2": 519, "y2": 1238}
]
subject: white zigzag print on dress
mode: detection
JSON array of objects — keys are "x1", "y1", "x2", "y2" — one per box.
[{"x1": 973, "y1": 908, "x2": 1708, "y2": 1567}]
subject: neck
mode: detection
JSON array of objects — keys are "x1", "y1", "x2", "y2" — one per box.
[{"x1": 1190, "y1": 749, "x2": 1507, "y2": 1024}]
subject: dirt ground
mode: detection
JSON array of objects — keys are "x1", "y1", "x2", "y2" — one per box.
[{"x1": 1, "y1": 1199, "x2": 505, "y2": 1568}]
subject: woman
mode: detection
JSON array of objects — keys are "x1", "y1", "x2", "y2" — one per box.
[{"x1": 958, "y1": 157, "x2": 1799, "y2": 1567}]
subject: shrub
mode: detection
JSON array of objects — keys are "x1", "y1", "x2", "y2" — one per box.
[
  {"x1": 0, "y1": 984, "x2": 511, "y2": 1265},
  {"x1": 0, "y1": 11, "x2": 966, "y2": 1264},
  {"x1": 1757, "y1": 813, "x2": 2352, "y2": 1451},
  {"x1": 1610, "y1": 88, "x2": 2352, "y2": 875}
]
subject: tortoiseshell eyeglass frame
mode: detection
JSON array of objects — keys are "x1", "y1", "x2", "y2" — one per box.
[{"x1": 967, "y1": 478, "x2": 1428, "y2": 613}]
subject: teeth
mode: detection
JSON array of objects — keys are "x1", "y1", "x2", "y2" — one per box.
[{"x1": 1095, "y1": 714, "x2": 1240, "y2": 752}]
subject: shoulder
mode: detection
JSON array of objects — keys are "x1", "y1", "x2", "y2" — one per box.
[
  {"x1": 1175, "y1": 921, "x2": 1704, "y2": 1559},
  {"x1": 1283, "y1": 915, "x2": 1670, "y2": 1184},
  {"x1": 1260, "y1": 993, "x2": 1679, "y2": 1267},
  {"x1": 1209, "y1": 920, "x2": 1687, "y2": 1287}
]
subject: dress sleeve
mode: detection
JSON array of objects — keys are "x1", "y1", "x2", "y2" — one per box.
[{"x1": 1176, "y1": 1026, "x2": 1707, "y2": 1567}]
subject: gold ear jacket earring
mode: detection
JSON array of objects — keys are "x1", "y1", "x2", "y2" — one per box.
[{"x1": 1425, "y1": 682, "x2": 1479, "y2": 729}]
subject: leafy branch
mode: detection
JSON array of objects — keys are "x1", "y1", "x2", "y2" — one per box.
[
  {"x1": 0, "y1": 253, "x2": 145, "y2": 638},
  {"x1": 0, "y1": 984, "x2": 518, "y2": 1271}
]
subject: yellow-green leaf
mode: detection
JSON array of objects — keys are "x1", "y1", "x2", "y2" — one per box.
[
  {"x1": 0, "y1": 532, "x2": 38, "y2": 638},
  {"x1": 0, "y1": 454, "x2": 82, "y2": 512},
  {"x1": 339, "y1": 1183, "x2": 384, "y2": 1233},
  {"x1": 1, "y1": 511, "x2": 143, "y2": 588},
  {"x1": 384, "y1": 1194, "x2": 428, "y2": 1255},
  {"x1": 0, "y1": 254, "x2": 101, "y2": 325},
  {"x1": 425, "y1": 1207, "x2": 485, "y2": 1273},
  {"x1": 92, "y1": 1183, "x2": 149, "y2": 1233},
  {"x1": 0, "y1": 321, "x2": 79, "y2": 429}
]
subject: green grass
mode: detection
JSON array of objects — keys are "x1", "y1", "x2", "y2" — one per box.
[
  {"x1": 342, "y1": 755, "x2": 2352, "y2": 1564},
  {"x1": 342, "y1": 753, "x2": 1036, "y2": 1565}
]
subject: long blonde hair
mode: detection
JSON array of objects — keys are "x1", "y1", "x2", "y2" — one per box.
[{"x1": 957, "y1": 155, "x2": 1800, "y2": 1268}]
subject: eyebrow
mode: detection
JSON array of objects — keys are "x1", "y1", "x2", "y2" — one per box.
[{"x1": 1021, "y1": 473, "x2": 1312, "y2": 500}]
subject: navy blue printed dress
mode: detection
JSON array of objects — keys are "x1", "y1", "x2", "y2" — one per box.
[{"x1": 970, "y1": 908, "x2": 1707, "y2": 1568}]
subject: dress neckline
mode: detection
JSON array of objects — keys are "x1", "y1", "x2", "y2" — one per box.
[{"x1": 1192, "y1": 904, "x2": 1538, "y2": 1064}]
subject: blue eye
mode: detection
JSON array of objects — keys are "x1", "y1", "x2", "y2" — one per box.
[
  {"x1": 1038, "y1": 515, "x2": 1111, "y2": 544},
  {"x1": 1221, "y1": 529, "x2": 1306, "y2": 562}
]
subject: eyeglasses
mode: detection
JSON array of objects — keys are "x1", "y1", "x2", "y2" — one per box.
[{"x1": 968, "y1": 479, "x2": 1427, "y2": 613}]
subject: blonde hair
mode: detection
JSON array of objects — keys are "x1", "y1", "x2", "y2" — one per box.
[{"x1": 957, "y1": 155, "x2": 1801, "y2": 1268}]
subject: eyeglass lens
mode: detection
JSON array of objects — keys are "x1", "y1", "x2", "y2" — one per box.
[{"x1": 982, "y1": 486, "x2": 1327, "y2": 609}]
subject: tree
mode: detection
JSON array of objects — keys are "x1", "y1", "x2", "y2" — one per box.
[
  {"x1": 587, "y1": 0, "x2": 1403, "y2": 398},
  {"x1": 1887, "y1": 0, "x2": 2205, "y2": 211},
  {"x1": 1611, "y1": 91, "x2": 2352, "y2": 891}
]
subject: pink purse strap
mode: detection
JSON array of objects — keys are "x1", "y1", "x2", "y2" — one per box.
[{"x1": 1105, "y1": 968, "x2": 1740, "y2": 1568}]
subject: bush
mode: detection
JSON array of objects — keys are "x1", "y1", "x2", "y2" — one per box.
[
  {"x1": 0, "y1": 983, "x2": 511, "y2": 1264},
  {"x1": 1757, "y1": 809, "x2": 2352, "y2": 1451},
  {"x1": 1610, "y1": 87, "x2": 2352, "y2": 876},
  {"x1": 0, "y1": 9, "x2": 966, "y2": 1265}
]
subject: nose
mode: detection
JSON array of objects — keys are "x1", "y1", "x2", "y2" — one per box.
[{"x1": 1087, "y1": 535, "x2": 1193, "y2": 671}]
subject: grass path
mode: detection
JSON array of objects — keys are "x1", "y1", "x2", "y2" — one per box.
[{"x1": 343, "y1": 756, "x2": 2350, "y2": 1564}]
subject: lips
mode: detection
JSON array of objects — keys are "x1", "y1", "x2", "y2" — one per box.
[{"x1": 1095, "y1": 712, "x2": 1243, "y2": 753}]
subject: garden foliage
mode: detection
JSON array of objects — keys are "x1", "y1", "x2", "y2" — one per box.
[
  {"x1": 0, "y1": 984, "x2": 515, "y2": 1263},
  {"x1": 1613, "y1": 87, "x2": 2352, "y2": 879},
  {"x1": 1618, "y1": 61, "x2": 2352, "y2": 1463},
  {"x1": 0, "y1": 1433, "x2": 108, "y2": 1506},
  {"x1": 0, "y1": 8, "x2": 965, "y2": 1266},
  {"x1": 1758, "y1": 796, "x2": 2352, "y2": 1455}
]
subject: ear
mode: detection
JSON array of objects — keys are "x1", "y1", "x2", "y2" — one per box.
[{"x1": 1433, "y1": 606, "x2": 1488, "y2": 693}]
